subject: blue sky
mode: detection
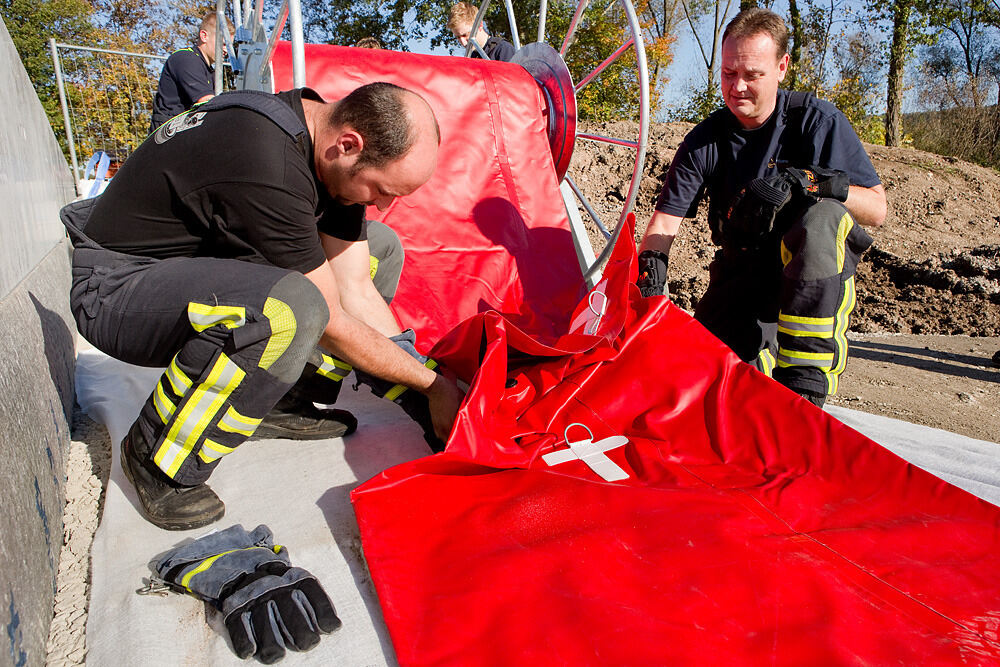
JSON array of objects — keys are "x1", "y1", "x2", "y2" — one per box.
[{"x1": 406, "y1": 2, "x2": 926, "y2": 116}]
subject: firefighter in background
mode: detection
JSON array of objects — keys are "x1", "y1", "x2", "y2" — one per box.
[
  {"x1": 62, "y1": 83, "x2": 463, "y2": 530},
  {"x1": 447, "y1": 2, "x2": 516, "y2": 61},
  {"x1": 149, "y1": 12, "x2": 230, "y2": 132},
  {"x1": 637, "y1": 7, "x2": 887, "y2": 407}
]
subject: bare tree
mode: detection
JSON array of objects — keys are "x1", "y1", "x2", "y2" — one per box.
[{"x1": 678, "y1": 0, "x2": 735, "y2": 117}]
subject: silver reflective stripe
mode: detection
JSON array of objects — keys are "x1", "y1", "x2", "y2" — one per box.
[
  {"x1": 155, "y1": 353, "x2": 246, "y2": 478},
  {"x1": 218, "y1": 405, "x2": 260, "y2": 437},
  {"x1": 776, "y1": 350, "x2": 833, "y2": 370},
  {"x1": 777, "y1": 319, "x2": 834, "y2": 334},
  {"x1": 317, "y1": 355, "x2": 351, "y2": 380},
  {"x1": 165, "y1": 361, "x2": 192, "y2": 395},
  {"x1": 187, "y1": 303, "x2": 246, "y2": 332},
  {"x1": 198, "y1": 438, "x2": 235, "y2": 464},
  {"x1": 153, "y1": 381, "x2": 177, "y2": 424}
]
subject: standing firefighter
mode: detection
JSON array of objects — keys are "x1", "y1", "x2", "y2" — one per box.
[
  {"x1": 149, "y1": 12, "x2": 230, "y2": 132},
  {"x1": 62, "y1": 83, "x2": 463, "y2": 530},
  {"x1": 637, "y1": 8, "x2": 887, "y2": 407},
  {"x1": 447, "y1": 1, "x2": 516, "y2": 61}
]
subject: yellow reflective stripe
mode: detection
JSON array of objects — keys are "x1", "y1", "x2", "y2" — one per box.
[
  {"x1": 780, "y1": 240, "x2": 792, "y2": 268},
  {"x1": 218, "y1": 405, "x2": 261, "y2": 437},
  {"x1": 778, "y1": 313, "x2": 834, "y2": 326},
  {"x1": 153, "y1": 382, "x2": 177, "y2": 424},
  {"x1": 180, "y1": 550, "x2": 237, "y2": 591},
  {"x1": 317, "y1": 354, "x2": 352, "y2": 380},
  {"x1": 756, "y1": 349, "x2": 775, "y2": 377},
  {"x1": 836, "y1": 211, "x2": 853, "y2": 273},
  {"x1": 777, "y1": 325, "x2": 833, "y2": 338},
  {"x1": 384, "y1": 358, "x2": 438, "y2": 401},
  {"x1": 776, "y1": 348, "x2": 834, "y2": 371},
  {"x1": 180, "y1": 545, "x2": 282, "y2": 591},
  {"x1": 155, "y1": 353, "x2": 246, "y2": 478},
  {"x1": 165, "y1": 360, "x2": 192, "y2": 395},
  {"x1": 828, "y1": 276, "x2": 857, "y2": 394},
  {"x1": 369, "y1": 255, "x2": 379, "y2": 279},
  {"x1": 384, "y1": 383, "x2": 408, "y2": 402},
  {"x1": 198, "y1": 438, "x2": 235, "y2": 464},
  {"x1": 187, "y1": 303, "x2": 247, "y2": 332},
  {"x1": 777, "y1": 313, "x2": 834, "y2": 338},
  {"x1": 259, "y1": 297, "x2": 296, "y2": 370}
]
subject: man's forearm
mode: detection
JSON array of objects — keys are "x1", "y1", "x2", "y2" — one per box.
[
  {"x1": 639, "y1": 211, "x2": 684, "y2": 257},
  {"x1": 845, "y1": 184, "x2": 887, "y2": 227},
  {"x1": 337, "y1": 278, "x2": 401, "y2": 338},
  {"x1": 320, "y1": 311, "x2": 437, "y2": 393}
]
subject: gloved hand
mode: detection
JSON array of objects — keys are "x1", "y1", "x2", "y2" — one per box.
[
  {"x1": 154, "y1": 524, "x2": 341, "y2": 664},
  {"x1": 722, "y1": 173, "x2": 794, "y2": 249},
  {"x1": 782, "y1": 165, "x2": 850, "y2": 202},
  {"x1": 354, "y1": 329, "x2": 446, "y2": 452},
  {"x1": 721, "y1": 164, "x2": 851, "y2": 250},
  {"x1": 636, "y1": 249, "x2": 670, "y2": 298}
]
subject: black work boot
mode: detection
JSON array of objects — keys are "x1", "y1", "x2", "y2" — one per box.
[
  {"x1": 120, "y1": 421, "x2": 225, "y2": 531},
  {"x1": 797, "y1": 390, "x2": 826, "y2": 408},
  {"x1": 255, "y1": 388, "x2": 358, "y2": 440}
]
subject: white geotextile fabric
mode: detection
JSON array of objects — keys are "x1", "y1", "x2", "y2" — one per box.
[
  {"x1": 77, "y1": 348, "x2": 1000, "y2": 666},
  {"x1": 77, "y1": 347, "x2": 432, "y2": 666}
]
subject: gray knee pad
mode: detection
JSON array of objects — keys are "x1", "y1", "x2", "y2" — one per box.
[
  {"x1": 264, "y1": 272, "x2": 329, "y2": 383},
  {"x1": 366, "y1": 220, "x2": 404, "y2": 304},
  {"x1": 782, "y1": 200, "x2": 861, "y2": 282}
]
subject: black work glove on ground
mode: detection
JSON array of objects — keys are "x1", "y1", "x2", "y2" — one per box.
[{"x1": 155, "y1": 524, "x2": 341, "y2": 664}]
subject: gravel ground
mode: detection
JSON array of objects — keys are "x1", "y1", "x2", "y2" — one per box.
[{"x1": 45, "y1": 409, "x2": 110, "y2": 666}]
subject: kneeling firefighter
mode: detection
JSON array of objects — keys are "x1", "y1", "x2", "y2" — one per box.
[{"x1": 63, "y1": 84, "x2": 464, "y2": 530}]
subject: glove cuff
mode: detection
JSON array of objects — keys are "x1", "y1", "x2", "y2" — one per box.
[{"x1": 155, "y1": 524, "x2": 290, "y2": 604}]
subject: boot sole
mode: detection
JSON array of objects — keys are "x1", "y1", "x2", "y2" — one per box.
[
  {"x1": 254, "y1": 410, "x2": 358, "y2": 440},
  {"x1": 120, "y1": 438, "x2": 225, "y2": 531}
]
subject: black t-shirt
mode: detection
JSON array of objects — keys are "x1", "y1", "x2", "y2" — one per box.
[
  {"x1": 150, "y1": 47, "x2": 215, "y2": 132},
  {"x1": 473, "y1": 36, "x2": 515, "y2": 62},
  {"x1": 655, "y1": 89, "x2": 881, "y2": 226},
  {"x1": 87, "y1": 88, "x2": 365, "y2": 274}
]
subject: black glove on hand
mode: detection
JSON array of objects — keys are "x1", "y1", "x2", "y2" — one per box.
[
  {"x1": 782, "y1": 165, "x2": 850, "y2": 202},
  {"x1": 155, "y1": 524, "x2": 341, "y2": 664},
  {"x1": 722, "y1": 164, "x2": 851, "y2": 249},
  {"x1": 354, "y1": 329, "x2": 446, "y2": 452},
  {"x1": 723, "y1": 174, "x2": 795, "y2": 249},
  {"x1": 637, "y1": 250, "x2": 670, "y2": 298}
]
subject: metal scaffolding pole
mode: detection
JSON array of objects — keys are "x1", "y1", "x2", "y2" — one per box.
[{"x1": 50, "y1": 38, "x2": 80, "y2": 181}]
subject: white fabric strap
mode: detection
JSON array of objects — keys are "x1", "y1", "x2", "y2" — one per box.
[{"x1": 543, "y1": 424, "x2": 630, "y2": 481}]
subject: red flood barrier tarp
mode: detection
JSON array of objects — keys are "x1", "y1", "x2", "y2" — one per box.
[
  {"x1": 271, "y1": 43, "x2": 587, "y2": 350},
  {"x1": 353, "y1": 218, "x2": 1000, "y2": 665},
  {"x1": 276, "y1": 45, "x2": 1000, "y2": 663}
]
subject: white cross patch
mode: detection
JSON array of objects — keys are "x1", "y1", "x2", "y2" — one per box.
[{"x1": 542, "y1": 434, "x2": 630, "y2": 481}]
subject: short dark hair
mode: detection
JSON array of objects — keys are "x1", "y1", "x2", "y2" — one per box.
[
  {"x1": 723, "y1": 8, "x2": 788, "y2": 58},
  {"x1": 331, "y1": 82, "x2": 438, "y2": 170}
]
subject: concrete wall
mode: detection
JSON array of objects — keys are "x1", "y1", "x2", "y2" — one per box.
[{"x1": 0, "y1": 17, "x2": 77, "y2": 667}]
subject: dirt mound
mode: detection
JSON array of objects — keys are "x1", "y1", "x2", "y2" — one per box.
[{"x1": 570, "y1": 120, "x2": 1000, "y2": 337}]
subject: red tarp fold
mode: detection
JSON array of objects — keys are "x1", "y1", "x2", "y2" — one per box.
[{"x1": 353, "y1": 218, "x2": 1000, "y2": 665}]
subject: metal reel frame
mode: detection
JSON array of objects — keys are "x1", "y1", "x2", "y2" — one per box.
[{"x1": 464, "y1": 0, "x2": 650, "y2": 281}]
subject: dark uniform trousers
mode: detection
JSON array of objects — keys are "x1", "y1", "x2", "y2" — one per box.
[
  {"x1": 62, "y1": 199, "x2": 403, "y2": 486},
  {"x1": 695, "y1": 198, "x2": 873, "y2": 398}
]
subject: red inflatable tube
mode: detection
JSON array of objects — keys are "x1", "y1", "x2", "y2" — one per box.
[{"x1": 271, "y1": 43, "x2": 587, "y2": 350}]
